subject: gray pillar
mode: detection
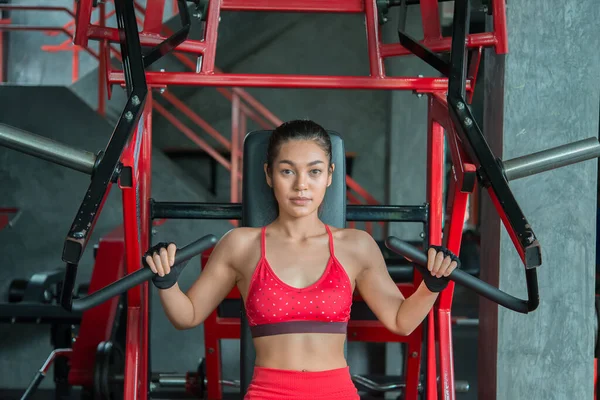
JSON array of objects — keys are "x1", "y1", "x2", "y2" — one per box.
[{"x1": 478, "y1": 2, "x2": 599, "y2": 399}]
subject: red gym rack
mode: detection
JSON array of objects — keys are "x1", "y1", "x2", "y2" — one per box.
[
  {"x1": 6, "y1": 0, "x2": 600, "y2": 399},
  {"x1": 12, "y1": 0, "x2": 508, "y2": 399},
  {"x1": 67, "y1": 1, "x2": 508, "y2": 399}
]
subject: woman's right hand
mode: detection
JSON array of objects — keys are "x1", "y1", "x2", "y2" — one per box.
[
  {"x1": 145, "y1": 242, "x2": 177, "y2": 276},
  {"x1": 144, "y1": 242, "x2": 181, "y2": 289}
]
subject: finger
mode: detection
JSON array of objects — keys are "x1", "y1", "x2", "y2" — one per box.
[
  {"x1": 160, "y1": 248, "x2": 171, "y2": 275},
  {"x1": 153, "y1": 253, "x2": 164, "y2": 276},
  {"x1": 437, "y1": 256, "x2": 452, "y2": 278},
  {"x1": 427, "y1": 248, "x2": 437, "y2": 272},
  {"x1": 432, "y1": 251, "x2": 445, "y2": 275},
  {"x1": 146, "y1": 255, "x2": 157, "y2": 273},
  {"x1": 167, "y1": 243, "x2": 177, "y2": 267},
  {"x1": 443, "y1": 261, "x2": 458, "y2": 277}
]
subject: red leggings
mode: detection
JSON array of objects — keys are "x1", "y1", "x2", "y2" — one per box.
[{"x1": 244, "y1": 366, "x2": 360, "y2": 399}]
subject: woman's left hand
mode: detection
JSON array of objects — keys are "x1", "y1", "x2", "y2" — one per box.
[{"x1": 426, "y1": 246, "x2": 460, "y2": 278}]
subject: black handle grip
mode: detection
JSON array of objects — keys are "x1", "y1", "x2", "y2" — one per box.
[
  {"x1": 68, "y1": 234, "x2": 218, "y2": 312},
  {"x1": 385, "y1": 236, "x2": 538, "y2": 314}
]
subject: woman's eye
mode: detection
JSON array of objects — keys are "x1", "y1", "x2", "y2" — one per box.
[
  {"x1": 311, "y1": 169, "x2": 322, "y2": 175},
  {"x1": 281, "y1": 169, "x2": 293, "y2": 175}
]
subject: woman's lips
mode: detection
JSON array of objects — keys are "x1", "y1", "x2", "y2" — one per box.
[{"x1": 290, "y1": 197, "x2": 311, "y2": 206}]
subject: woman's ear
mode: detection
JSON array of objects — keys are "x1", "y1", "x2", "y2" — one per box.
[
  {"x1": 327, "y1": 163, "x2": 335, "y2": 187},
  {"x1": 264, "y1": 163, "x2": 272, "y2": 188}
]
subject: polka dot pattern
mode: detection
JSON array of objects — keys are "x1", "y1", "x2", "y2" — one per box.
[{"x1": 245, "y1": 225, "x2": 353, "y2": 328}]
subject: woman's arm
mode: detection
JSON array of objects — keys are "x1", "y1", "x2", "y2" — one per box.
[
  {"x1": 354, "y1": 231, "x2": 456, "y2": 336},
  {"x1": 148, "y1": 229, "x2": 246, "y2": 330}
]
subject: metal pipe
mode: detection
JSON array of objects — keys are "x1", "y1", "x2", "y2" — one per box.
[
  {"x1": 150, "y1": 373, "x2": 241, "y2": 388},
  {"x1": 0, "y1": 123, "x2": 97, "y2": 175},
  {"x1": 352, "y1": 375, "x2": 470, "y2": 393},
  {"x1": 452, "y1": 317, "x2": 479, "y2": 326},
  {"x1": 352, "y1": 375, "x2": 411, "y2": 391},
  {"x1": 503, "y1": 137, "x2": 600, "y2": 181}
]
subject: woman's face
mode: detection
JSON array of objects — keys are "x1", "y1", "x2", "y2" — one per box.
[{"x1": 265, "y1": 140, "x2": 334, "y2": 219}]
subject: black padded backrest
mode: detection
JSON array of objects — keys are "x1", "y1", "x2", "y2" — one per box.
[{"x1": 241, "y1": 130, "x2": 346, "y2": 228}]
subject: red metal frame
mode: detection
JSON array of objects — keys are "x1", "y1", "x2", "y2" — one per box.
[
  {"x1": 119, "y1": 93, "x2": 153, "y2": 399},
  {"x1": 110, "y1": 72, "x2": 463, "y2": 91},
  {"x1": 0, "y1": 17, "x2": 7, "y2": 82},
  {"x1": 3, "y1": 1, "x2": 509, "y2": 399},
  {"x1": 221, "y1": 0, "x2": 364, "y2": 13},
  {"x1": 425, "y1": 100, "x2": 445, "y2": 399},
  {"x1": 424, "y1": 92, "x2": 479, "y2": 400},
  {"x1": 68, "y1": 89, "x2": 155, "y2": 396},
  {"x1": 110, "y1": 1, "x2": 504, "y2": 399},
  {"x1": 68, "y1": 226, "x2": 126, "y2": 387},
  {"x1": 0, "y1": 207, "x2": 19, "y2": 230},
  {"x1": 87, "y1": 25, "x2": 207, "y2": 54},
  {"x1": 142, "y1": 0, "x2": 165, "y2": 34},
  {"x1": 73, "y1": 0, "x2": 93, "y2": 46}
]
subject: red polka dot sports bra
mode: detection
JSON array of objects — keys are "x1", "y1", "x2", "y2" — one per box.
[{"x1": 245, "y1": 225, "x2": 353, "y2": 338}]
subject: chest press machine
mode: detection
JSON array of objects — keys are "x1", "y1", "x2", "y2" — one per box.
[{"x1": 1, "y1": 0, "x2": 600, "y2": 399}]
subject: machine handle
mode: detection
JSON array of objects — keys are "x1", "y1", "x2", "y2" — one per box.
[
  {"x1": 385, "y1": 236, "x2": 539, "y2": 314},
  {"x1": 68, "y1": 234, "x2": 217, "y2": 312}
]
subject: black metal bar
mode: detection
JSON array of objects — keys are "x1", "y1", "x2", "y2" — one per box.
[
  {"x1": 151, "y1": 201, "x2": 429, "y2": 222},
  {"x1": 51, "y1": 323, "x2": 72, "y2": 398},
  {"x1": 347, "y1": 205, "x2": 427, "y2": 222},
  {"x1": 240, "y1": 308, "x2": 255, "y2": 397},
  {"x1": 116, "y1": 0, "x2": 147, "y2": 95},
  {"x1": 60, "y1": 0, "x2": 149, "y2": 310},
  {"x1": 151, "y1": 200, "x2": 243, "y2": 220},
  {"x1": 142, "y1": 0, "x2": 191, "y2": 68},
  {"x1": 448, "y1": 0, "x2": 470, "y2": 99},
  {"x1": 397, "y1": 30, "x2": 449, "y2": 76},
  {"x1": 66, "y1": 235, "x2": 217, "y2": 312},
  {"x1": 445, "y1": 0, "x2": 541, "y2": 269},
  {"x1": 385, "y1": 237, "x2": 539, "y2": 313},
  {"x1": 0, "y1": 304, "x2": 83, "y2": 324},
  {"x1": 447, "y1": 97, "x2": 541, "y2": 269}
]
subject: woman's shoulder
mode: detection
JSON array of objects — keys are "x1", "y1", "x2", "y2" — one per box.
[
  {"x1": 212, "y1": 227, "x2": 262, "y2": 267},
  {"x1": 329, "y1": 226, "x2": 377, "y2": 249},
  {"x1": 219, "y1": 226, "x2": 262, "y2": 247}
]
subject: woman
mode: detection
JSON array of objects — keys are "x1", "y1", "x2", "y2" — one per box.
[{"x1": 145, "y1": 119, "x2": 459, "y2": 399}]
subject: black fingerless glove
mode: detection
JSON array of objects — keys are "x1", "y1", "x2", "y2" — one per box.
[
  {"x1": 143, "y1": 242, "x2": 188, "y2": 290},
  {"x1": 420, "y1": 245, "x2": 461, "y2": 293}
]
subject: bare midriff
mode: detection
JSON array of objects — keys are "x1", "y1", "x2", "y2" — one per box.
[{"x1": 253, "y1": 333, "x2": 347, "y2": 372}]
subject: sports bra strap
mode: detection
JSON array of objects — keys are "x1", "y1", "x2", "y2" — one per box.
[
  {"x1": 325, "y1": 225, "x2": 335, "y2": 255},
  {"x1": 260, "y1": 226, "x2": 267, "y2": 258}
]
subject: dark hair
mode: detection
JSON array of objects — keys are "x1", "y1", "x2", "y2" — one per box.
[{"x1": 266, "y1": 119, "x2": 332, "y2": 173}]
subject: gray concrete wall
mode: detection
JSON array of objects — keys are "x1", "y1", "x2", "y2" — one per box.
[
  {"x1": 4, "y1": 0, "x2": 183, "y2": 86},
  {"x1": 478, "y1": 1, "x2": 599, "y2": 399},
  {"x1": 0, "y1": 86, "x2": 233, "y2": 389}
]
